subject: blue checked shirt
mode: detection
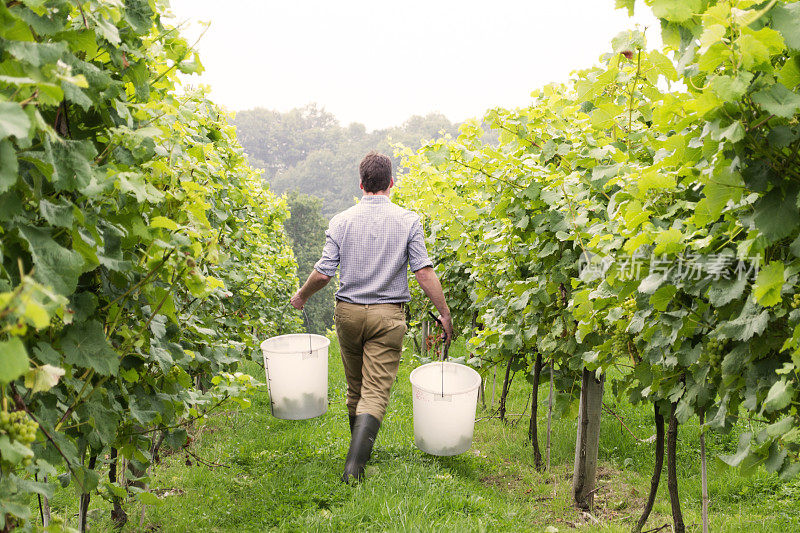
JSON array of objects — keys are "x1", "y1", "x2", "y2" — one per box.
[{"x1": 313, "y1": 195, "x2": 433, "y2": 304}]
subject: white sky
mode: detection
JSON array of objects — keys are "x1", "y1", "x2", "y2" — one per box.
[{"x1": 167, "y1": 0, "x2": 660, "y2": 131}]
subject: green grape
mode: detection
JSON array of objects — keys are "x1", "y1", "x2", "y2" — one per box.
[
  {"x1": 0, "y1": 408, "x2": 39, "y2": 447},
  {"x1": 705, "y1": 338, "x2": 727, "y2": 368}
]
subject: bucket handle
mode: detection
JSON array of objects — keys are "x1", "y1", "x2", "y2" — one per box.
[
  {"x1": 427, "y1": 311, "x2": 450, "y2": 398},
  {"x1": 302, "y1": 307, "x2": 313, "y2": 355},
  {"x1": 286, "y1": 302, "x2": 315, "y2": 356}
]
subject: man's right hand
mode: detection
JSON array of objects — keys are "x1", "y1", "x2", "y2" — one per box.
[{"x1": 439, "y1": 314, "x2": 454, "y2": 350}]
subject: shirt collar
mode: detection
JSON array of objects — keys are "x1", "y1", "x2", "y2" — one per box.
[{"x1": 360, "y1": 195, "x2": 390, "y2": 204}]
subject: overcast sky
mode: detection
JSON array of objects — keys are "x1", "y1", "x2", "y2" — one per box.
[{"x1": 167, "y1": 0, "x2": 660, "y2": 131}]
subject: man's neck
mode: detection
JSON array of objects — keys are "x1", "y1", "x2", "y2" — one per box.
[{"x1": 362, "y1": 190, "x2": 390, "y2": 198}]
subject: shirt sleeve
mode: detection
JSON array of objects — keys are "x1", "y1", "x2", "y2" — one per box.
[
  {"x1": 313, "y1": 222, "x2": 340, "y2": 277},
  {"x1": 408, "y1": 218, "x2": 434, "y2": 272}
]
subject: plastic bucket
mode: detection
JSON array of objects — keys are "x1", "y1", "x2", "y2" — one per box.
[
  {"x1": 260, "y1": 334, "x2": 330, "y2": 420},
  {"x1": 409, "y1": 361, "x2": 482, "y2": 456}
]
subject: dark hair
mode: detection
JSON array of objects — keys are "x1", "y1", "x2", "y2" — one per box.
[{"x1": 359, "y1": 151, "x2": 392, "y2": 193}]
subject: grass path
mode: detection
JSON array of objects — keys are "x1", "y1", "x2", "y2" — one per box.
[{"x1": 54, "y1": 335, "x2": 800, "y2": 531}]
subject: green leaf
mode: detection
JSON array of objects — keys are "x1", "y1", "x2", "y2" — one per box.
[
  {"x1": 137, "y1": 492, "x2": 162, "y2": 506},
  {"x1": 0, "y1": 139, "x2": 18, "y2": 193},
  {"x1": 0, "y1": 102, "x2": 31, "y2": 141},
  {"x1": 18, "y1": 225, "x2": 84, "y2": 296},
  {"x1": 616, "y1": 0, "x2": 636, "y2": 16},
  {"x1": 777, "y1": 56, "x2": 800, "y2": 89},
  {"x1": 123, "y1": 0, "x2": 154, "y2": 34},
  {"x1": 710, "y1": 72, "x2": 753, "y2": 102},
  {"x1": 425, "y1": 145, "x2": 450, "y2": 167},
  {"x1": 763, "y1": 380, "x2": 793, "y2": 413},
  {"x1": 653, "y1": 227, "x2": 683, "y2": 255},
  {"x1": 751, "y1": 83, "x2": 800, "y2": 118},
  {"x1": 707, "y1": 276, "x2": 747, "y2": 306},
  {"x1": 650, "y1": 0, "x2": 700, "y2": 22},
  {"x1": 718, "y1": 303, "x2": 769, "y2": 341},
  {"x1": 648, "y1": 50, "x2": 678, "y2": 81},
  {"x1": 24, "y1": 364, "x2": 65, "y2": 394},
  {"x1": 590, "y1": 103, "x2": 622, "y2": 130},
  {"x1": 61, "y1": 320, "x2": 119, "y2": 375},
  {"x1": 45, "y1": 138, "x2": 98, "y2": 193},
  {"x1": 753, "y1": 261, "x2": 784, "y2": 307},
  {"x1": 721, "y1": 432, "x2": 752, "y2": 467},
  {"x1": 3, "y1": 40, "x2": 66, "y2": 68},
  {"x1": 649, "y1": 285, "x2": 677, "y2": 311},
  {"x1": 149, "y1": 216, "x2": 179, "y2": 231},
  {"x1": 753, "y1": 186, "x2": 800, "y2": 243},
  {"x1": 39, "y1": 199, "x2": 74, "y2": 228},
  {"x1": 0, "y1": 435, "x2": 33, "y2": 464},
  {"x1": 772, "y1": 2, "x2": 800, "y2": 51},
  {"x1": 0, "y1": 338, "x2": 28, "y2": 384}
]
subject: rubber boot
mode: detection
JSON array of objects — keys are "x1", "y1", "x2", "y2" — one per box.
[
  {"x1": 341, "y1": 413, "x2": 380, "y2": 484},
  {"x1": 348, "y1": 414, "x2": 356, "y2": 433}
]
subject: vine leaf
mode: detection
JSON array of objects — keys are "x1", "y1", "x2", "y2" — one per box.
[
  {"x1": 772, "y1": 2, "x2": 800, "y2": 51},
  {"x1": 753, "y1": 186, "x2": 800, "y2": 243},
  {"x1": 764, "y1": 380, "x2": 793, "y2": 413},
  {"x1": 0, "y1": 338, "x2": 29, "y2": 384},
  {"x1": 45, "y1": 138, "x2": 98, "y2": 193},
  {"x1": 751, "y1": 83, "x2": 800, "y2": 118},
  {"x1": 0, "y1": 102, "x2": 31, "y2": 140},
  {"x1": 0, "y1": 139, "x2": 19, "y2": 193},
  {"x1": 18, "y1": 225, "x2": 85, "y2": 297},
  {"x1": 61, "y1": 320, "x2": 120, "y2": 375},
  {"x1": 753, "y1": 261, "x2": 785, "y2": 307}
]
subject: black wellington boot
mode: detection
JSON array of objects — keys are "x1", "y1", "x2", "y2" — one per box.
[
  {"x1": 341, "y1": 413, "x2": 380, "y2": 484},
  {"x1": 348, "y1": 414, "x2": 356, "y2": 433}
]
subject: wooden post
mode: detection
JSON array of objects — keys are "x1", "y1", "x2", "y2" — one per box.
[
  {"x1": 572, "y1": 369, "x2": 605, "y2": 510},
  {"x1": 667, "y1": 403, "x2": 685, "y2": 533},
  {"x1": 633, "y1": 403, "x2": 665, "y2": 533},
  {"x1": 546, "y1": 358, "x2": 554, "y2": 471},
  {"x1": 529, "y1": 353, "x2": 543, "y2": 470},
  {"x1": 700, "y1": 410, "x2": 709, "y2": 533}
]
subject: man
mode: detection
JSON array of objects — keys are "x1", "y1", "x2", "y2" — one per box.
[{"x1": 290, "y1": 151, "x2": 453, "y2": 483}]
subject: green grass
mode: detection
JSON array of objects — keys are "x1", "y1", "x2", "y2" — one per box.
[{"x1": 44, "y1": 335, "x2": 800, "y2": 532}]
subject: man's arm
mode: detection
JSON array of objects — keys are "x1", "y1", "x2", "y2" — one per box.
[
  {"x1": 413, "y1": 266, "x2": 453, "y2": 345},
  {"x1": 290, "y1": 270, "x2": 332, "y2": 310}
]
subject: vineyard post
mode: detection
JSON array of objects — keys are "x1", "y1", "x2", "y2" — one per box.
[
  {"x1": 633, "y1": 403, "x2": 665, "y2": 533},
  {"x1": 572, "y1": 369, "x2": 605, "y2": 509},
  {"x1": 546, "y1": 358, "x2": 554, "y2": 471},
  {"x1": 498, "y1": 356, "x2": 513, "y2": 422},
  {"x1": 491, "y1": 364, "x2": 497, "y2": 409},
  {"x1": 78, "y1": 454, "x2": 97, "y2": 533},
  {"x1": 667, "y1": 403, "x2": 685, "y2": 533},
  {"x1": 700, "y1": 410, "x2": 709, "y2": 533},
  {"x1": 41, "y1": 476, "x2": 51, "y2": 526},
  {"x1": 529, "y1": 352, "x2": 543, "y2": 470}
]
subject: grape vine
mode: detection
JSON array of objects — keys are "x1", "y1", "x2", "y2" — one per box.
[{"x1": 0, "y1": 0, "x2": 299, "y2": 529}]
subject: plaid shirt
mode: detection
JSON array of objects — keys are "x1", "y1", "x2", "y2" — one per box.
[{"x1": 314, "y1": 195, "x2": 433, "y2": 304}]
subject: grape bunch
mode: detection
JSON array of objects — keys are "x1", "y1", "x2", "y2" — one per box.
[
  {"x1": 0, "y1": 409, "x2": 38, "y2": 466},
  {"x1": 791, "y1": 293, "x2": 800, "y2": 309},
  {"x1": 705, "y1": 337, "x2": 726, "y2": 368},
  {"x1": 611, "y1": 329, "x2": 631, "y2": 359},
  {"x1": 622, "y1": 297, "x2": 636, "y2": 317}
]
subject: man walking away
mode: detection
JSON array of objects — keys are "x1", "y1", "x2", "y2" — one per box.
[{"x1": 290, "y1": 151, "x2": 453, "y2": 483}]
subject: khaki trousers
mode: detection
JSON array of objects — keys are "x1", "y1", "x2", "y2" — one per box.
[{"x1": 334, "y1": 301, "x2": 407, "y2": 422}]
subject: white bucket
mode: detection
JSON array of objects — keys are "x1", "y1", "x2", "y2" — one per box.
[
  {"x1": 260, "y1": 334, "x2": 330, "y2": 420},
  {"x1": 409, "y1": 361, "x2": 482, "y2": 456}
]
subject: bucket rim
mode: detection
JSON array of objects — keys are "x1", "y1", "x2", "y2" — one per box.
[
  {"x1": 409, "y1": 361, "x2": 481, "y2": 396},
  {"x1": 260, "y1": 333, "x2": 331, "y2": 354}
]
